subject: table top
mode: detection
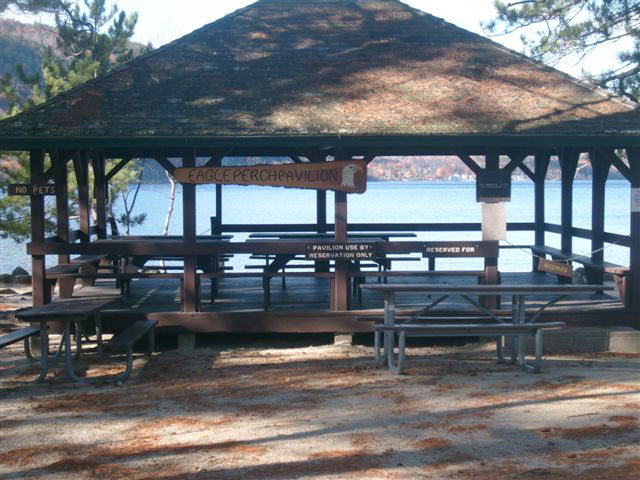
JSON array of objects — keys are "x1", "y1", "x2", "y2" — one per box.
[
  {"x1": 102, "y1": 235, "x2": 233, "y2": 241},
  {"x1": 17, "y1": 297, "x2": 120, "y2": 320},
  {"x1": 359, "y1": 284, "x2": 614, "y2": 295}
]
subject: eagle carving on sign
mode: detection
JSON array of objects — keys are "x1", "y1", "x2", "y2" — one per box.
[{"x1": 341, "y1": 163, "x2": 363, "y2": 189}]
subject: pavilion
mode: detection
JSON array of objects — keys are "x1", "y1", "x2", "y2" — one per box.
[{"x1": 1, "y1": 0, "x2": 639, "y2": 332}]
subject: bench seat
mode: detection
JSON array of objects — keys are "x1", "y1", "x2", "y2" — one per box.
[
  {"x1": 374, "y1": 321, "x2": 565, "y2": 374},
  {"x1": 0, "y1": 326, "x2": 40, "y2": 349},
  {"x1": 104, "y1": 319, "x2": 157, "y2": 383}
]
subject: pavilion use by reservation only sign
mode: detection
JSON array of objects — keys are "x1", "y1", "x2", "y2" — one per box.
[{"x1": 174, "y1": 160, "x2": 367, "y2": 193}]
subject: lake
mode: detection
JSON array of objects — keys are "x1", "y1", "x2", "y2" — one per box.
[{"x1": 0, "y1": 180, "x2": 631, "y2": 274}]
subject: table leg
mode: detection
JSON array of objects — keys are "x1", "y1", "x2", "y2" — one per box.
[
  {"x1": 510, "y1": 295, "x2": 518, "y2": 365},
  {"x1": 35, "y1": 320, "x2": 49, "y2": 383},
  {"x1": 516, "y1": 296, "x2": 535, "y2": 372},
  {"x1": 63, "y1": 320, "x2": 86, "y2": 383},
  {"x1": 382, "y1": 292, "x2": 395, "y2": 367}
]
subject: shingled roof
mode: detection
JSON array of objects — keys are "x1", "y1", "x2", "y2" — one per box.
[{"x1": 1, "y1": 0, "x2": 639, "y2": 149}]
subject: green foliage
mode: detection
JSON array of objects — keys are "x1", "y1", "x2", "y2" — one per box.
[
  {"x1": 486, "y1": 0, "x2": 640, "y2": 100},
  {"x1": 0, "y1": 0, "x2": 150, "y2": 241}
]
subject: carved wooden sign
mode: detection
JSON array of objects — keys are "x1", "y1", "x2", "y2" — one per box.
[
  {"x1": 305, "y1": 242, "x2": 378, "y2": 260},
  {"x1": 174, "y1": 160, "x2": 367, "y2": 193},
  {"x1": 422, "y1": 241, "x2": 499, "y2": 257},
  {"x1": 537, "y1": 258, "x2": 573, "y2": 278},
  {"x1": 477, "y1": 170, "x2": 511, "y2": 202},
  {"x1": 8, "y1": 184, "x2": 57, "y2": 196}
]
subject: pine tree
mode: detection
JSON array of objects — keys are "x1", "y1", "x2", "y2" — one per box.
[
  {"x1": 0, "y1": 0, "x2": 150, "y2": 240},
  {"x1": 486, "y1": 0, "x2": 640, "y2": 100}
]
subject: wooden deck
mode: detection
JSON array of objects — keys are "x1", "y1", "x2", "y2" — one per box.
[{"x1": 68, "y1": 271, "x2": 637, "y2": 333}]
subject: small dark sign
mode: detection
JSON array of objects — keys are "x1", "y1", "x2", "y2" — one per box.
[
  {"x1": 8, "y1": 183, "x2": 57, "y2": 196},
  {"x1": 537, "y1": 258, "x2": 573, "y2": 278},
  {"x1": 477, "y1": 171, "x2": 511, "y2": 202},
  {"x1": 423, "y1": 241, "x2": 499, "y2": 258},
  {"x1": 305, "y1": 242, "x2": 378, "y2": 260}
]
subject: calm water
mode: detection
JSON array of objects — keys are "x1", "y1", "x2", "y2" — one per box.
[{"x1": 0, "y1": 180, "x2": 631, "y2": 273}]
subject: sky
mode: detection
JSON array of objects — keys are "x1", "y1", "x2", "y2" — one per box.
[{"x1": 5, "y1": 0, "x2": 624, "y2": 79}]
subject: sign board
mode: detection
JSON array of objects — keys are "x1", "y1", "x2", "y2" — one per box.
[
  {"x1": 174, "y1": 160, "x2": 367, "y2": 194},
  {"x1": 537, "y1": 257, "x2": 573, "y2": 278},
  {"x1": 632, "y1": 188, "x2": 640, "y2": 213},
  {"x1": 305, "y1": 242, "x2": 378, "y2": 260},
  {"x1": 8, "y1": 184, "x2": 57, "y2": 196},
  {"x1": 477, "y1": 170, "x2": 511, "y2": 202},
  {"x1": 422, "y1": 241, "x2": 499, "y2": 258}
]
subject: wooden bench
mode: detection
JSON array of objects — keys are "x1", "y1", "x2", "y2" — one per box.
[
  {"x1": 529, "y1": 245, "x2": 629, "y2": 302},
  {"x1": 46, "y1": 254, "x2": 110, "y2": 298},
  {"x1": 0, "y1": 326, "x2": 42, "y2": 364},
  {"x1": 373, "y1": 322, "x2": 566, "y2": 374},
  {"x1": 104, "y1": 319, "x2": 157, "y2": 383}
]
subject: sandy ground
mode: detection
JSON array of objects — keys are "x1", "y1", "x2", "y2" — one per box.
[{"x1": 1, "y1": 322, "x2": 639, "y2": 480}]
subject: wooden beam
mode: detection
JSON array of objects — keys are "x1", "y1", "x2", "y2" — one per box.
[
  {"x1": 333, "y1": 191, "x2": 349, "y2": 310},
  {"x1": 182, "y1": 150, "x2": 198, "y2": 312},
  {"x1": 590, "y1": 149, "x2": 612, "y2": 285},
  {"x1": 607, "y1": 149, "x2": 632, "y2": 181},
  {"x1": 30, "y1": 149, "x2": 48, "y2": 306},
  {"x1": 534, "y1": 154, "x2": 551, "y2": 251},
  {"x1": 559, "y1": 149, "x2": 580, "y2": 258},
  {"x1": 73, "y1": 151, "x2": 91, "y2": 243},
  {"x1": 154, "y1": 154, "x2": 176, "y2": 175},
  {"x1": 455, "y1": 154, "x2": 482, "y2": 175},
  {"x1": 105, "y1": 156, "x2": 133, "y2": 181},
  {"x1": 54, "y1": 152, "x2": 70, "y2": 265},
  {"x1": 626, "y1": 147, "x2": 640, "y2": 310},
  {"x1": 503, "y1": 153, "x2": 529, "y2": 174},
  {"x1": 43, "y1": 149, "x2": 75, "y2": 182},
  {"x1": 92, "y1": 152, "x2": 107, "y2": 239}
]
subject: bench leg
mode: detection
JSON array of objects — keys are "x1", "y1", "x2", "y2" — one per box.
[
  {"x1": 147, "y1": 327, "x2": 155, "y2": 355},
  {"x1": 496, "y1": 336, "x2": 506, "y2": 363},
  {"x1": 387, "y1": 330, "x2": 406, "y2": 374},
  {"x1": 35, "y1": 321, "x2": 49, "y2": 383},
  {"x1": 58, "y1": 278, "x2": 76, "y2": 298},
  {"x1": 374, "y1": 330, "x2": 383, "y2": 366},
  {"x1": 63, "y1": 321, "x2": 86, "y2": 384},
  {"x1": 23, "y1": 337, "x2": 37, "y2": 363},
  {"x1": 534, "y1": 329, "x2": 543, "y2": 373}
]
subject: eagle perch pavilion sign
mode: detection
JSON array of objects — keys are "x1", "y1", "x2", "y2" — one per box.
[{"x1": 174, "y1": 160, "x2": 367, "y2": 194}]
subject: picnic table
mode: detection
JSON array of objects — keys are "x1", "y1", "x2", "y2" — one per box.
[
  {"x1": 360, "y1": 283, "x2": 615, "y2": 373},
  {"x1": 16, "y1": 296, "x2": 154, "y2": 383}
]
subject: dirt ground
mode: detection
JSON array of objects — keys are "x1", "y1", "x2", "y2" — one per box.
[{"x1": 1, "y1": 324, "x2": 639, "y2": 480}]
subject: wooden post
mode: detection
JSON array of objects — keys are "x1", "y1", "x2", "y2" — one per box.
[
  {"x1": 315, "y1": 190, "x2": 329, "y2": 273},
  {"x1": 316, "y1": 190, "x2": 327, "y2": 233},
  {"x1": 54, "y1": 151, "x2": 70, "y2": 265},
  {"x1": 30, "y1": 149, "x2": 48, "y2": 306},
  {"x1": 333, "y1": 191, "x2": 349, "y2": 310},
  {"x1": 483, "y1": 152, "x2": 500, "y2": 307},
  {"x1": 627, "y1": 148, "x2": 640, "y2": 310},
  {"x1": 92, "y1": 152, "x2": 107, "y2": 239},
  {"x1": 590, "y1": 150, "x2": 611, "y2": 284},
  {"x1": 73, "y1": 151, "x2": 91, "y2": 242},
  {"x1": 215, "y1": 184, "x2": 222, "y2": 231},
  {"x1": 559, "y1": 149, "x2": 579, "y2": 256},
  {"x1": 533, "y1": 153, "x2": 551, "y2": 269},
  {"x1": 182, "y1": 150, "x2": 199, "y2": 312}
]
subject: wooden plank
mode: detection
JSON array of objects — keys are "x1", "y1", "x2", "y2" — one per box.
[
  {"x1": 0, "y1": 326, "x2": 40, "y2": 349},
  {"x1": 153, "y1": 154, "x2": 176, "y2": 175},
  {"x1": 107, "y1": 320, "x2": 156, "y2": 351}
]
